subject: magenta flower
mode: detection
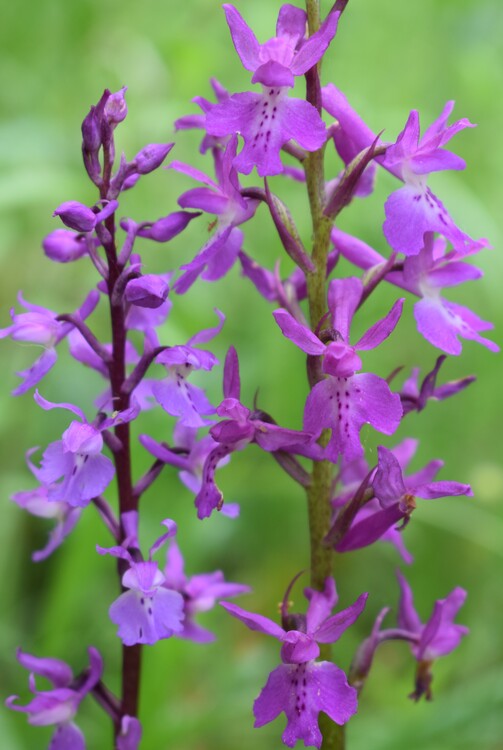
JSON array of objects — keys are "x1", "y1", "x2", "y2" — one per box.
[
  {"x1": 171, "y1": 135, "x2": 259, "y2": 293},
  {"x1": 11, "y1": 448, "x2": 82, "y2": 562},
  {"x1": 382, "y1": 105, "x2": 476, "y2": 255},
  {"x1": 331, "y1": 440, "x2": 421, "y2": 563},
  {"x1": 332, "y1": 227, "x2": 498, "y2": 355},
  {"x1": 399, "y1": 355, "x2": 475, "y2": 416},
  {"x1": 97, "y1": 520, "x2": 184, "y2": 646},
  {"x1": 30, "y1": 392, "x2": 138, "y2": 507},
  {"x1": 205, "y1": 4, "x2": 344, "y2": 175},
  {"x1": 0, "y1": 289, "x2": 98, "y2": 395},
  {"x1": 151, "y1": 309, "x2": 225, "y2": 427},
  {"x1": 222, "y1": 577, "x2": 367, "y2": 748},
  {"x1": 175, "y1": 77, "x2": 231, "y2": 154},
  {"x1": 163, "y1": 538, "x2": 250, "y2": 642},
  {"x1": 337, "y1": 445, "x2": 472, "y2": 553},
  {"x1": 6, "y1": 647, "x2": 102, "y2": 750},
  {"x1": 397, "y1": 571, "x2": 468, "y2": 700},
  {"x1": 139, "y1": 424, "x2": 238, "y2": 517},
  {"x1": 195, "y1": 346, "x2": 317, "y2": 519},
  {"x1": 273, "y1": 276, "x2": 403, "y2": 461},
  {"x1": 323, "y1": 86, "x2": 479, "y2": 255}
]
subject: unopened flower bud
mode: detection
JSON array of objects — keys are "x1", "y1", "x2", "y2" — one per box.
[
  {"x1": 104, "y1": 87, "x2": 128, "y2": 126},
  {"x1": 81, "y1": 106, "x2": 102, "y2": 154},
  {"x1": 137, "y1": 211, "x2": 200, "y2": 242},
  {"x1": 133, "y1": 143, "x2": 174, "y2": 175},
  {"x1": 42, "y1": 229, "x2": 88, "y2": 263},
  {"x1": 53, "y1": 201, "x2": 97, "y2": 232},
  {"x1": 125, "y1": 275, "x2": 169, "y2": 309}
]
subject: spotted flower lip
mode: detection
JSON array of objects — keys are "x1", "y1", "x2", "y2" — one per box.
[
  {"x1": 322, "y1": 85, "x2": 479, "y2": 255},
  {"x1": 204, "y1": 3, "x2": 346, "y2": 175},
  {"x1": 222, "y1": 577, "x2": 367, "y2": 748},
  {"x1": 151, "y1": 309, "x2": 225, "y2": 427},
  {"x1": 97, "y1": 519, "x2": 185, "y2": 646},
  {"x1": 273, "y1": 277, "x2": 403, "y2": 461}
]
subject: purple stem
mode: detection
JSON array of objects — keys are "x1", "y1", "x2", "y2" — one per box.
[
  {"x1": 92, "y1": 495, "x2": 120, "y2": 541},
  {"x1": 133, "y1": 458, "x2": 166, "y2": 500},
  {"x1": 56, "y1": 314, "x2": 111, "y2": 363},
  {"x1": 99, "y1": 142, "x2": 142, "y2": 737},
  {"x1": 122, "y1": 346, "x2": 169, "y2": 397}
]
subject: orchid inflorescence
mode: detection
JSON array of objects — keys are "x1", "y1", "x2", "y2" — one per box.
[{"x1": 2, "y1": 2, "x2": 496, "y2": 749}]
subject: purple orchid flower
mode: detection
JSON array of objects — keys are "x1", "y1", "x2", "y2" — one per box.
[
  {"x1": 0, "y1": 289, "x2": 99, "y2": 395},
  {"x1": 205, "y1": 4, "x2": 345, "y2": 175},
  {"x1": 399, "y1": 355, "x2": 475, "y2": 416},
  {"x1": 6, "y1": 647, "x2": 102, "y2": 750},
  {"x1": 322, "y1": 86, "x2": 480, "y2": 255},
  {"x1": 162, "y1": 538, "x2": 250, "y2": 642},
  {"x1": 222, "y1": 577, "x2": 367, "y2": 748},
  {"x1": 337, "y1": 445, "x2": 472, "y2": 553},
  {"x1": 30, "y1": 392, "x2": 138, "y2": 507},
  {"x1": 151, "y1": 309, "x2": 224, "y2": 427},
  {"x1": 139, "y1": 424, "x2": 238, "y2": 517},
  {"x1": 273, "y1": 276, "x2": 403, "y2": 461},
  {"x1": 11, "y1": 449, "x2": 82, "y2": 561},
  {"x1": 331, "y1": 439, "x2": 421, "y2": 563},
  {"x1": 97, "y1": 519, "x2": 184, "y2": 646},
  {"x1": 195, "y1": 346, "x2": 317, "y2": 519},
  {"x1": 332, "y1": 227, "x2": 498, "y2": 355},
  {"x1": 175, "y1": 77, "x2": 231, "y2": 154},
  {"x1": 170, "y1": 135, "x2": 259, "y2": 293},
  {"x1": 397, "y1": 571, "x2": 469, "y2": 701}
]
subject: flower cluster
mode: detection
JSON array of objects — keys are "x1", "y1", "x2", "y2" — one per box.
[{"x1": 2, "y1": 2, "x2": 491, "y2": 749}]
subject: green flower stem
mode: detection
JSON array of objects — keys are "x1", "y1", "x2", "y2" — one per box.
[{"x1": 304, "y1": 2, "x2": 346, "y2": 749}]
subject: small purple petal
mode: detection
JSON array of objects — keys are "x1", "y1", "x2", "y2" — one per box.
[
  {"x1": 117, "y1": 716, "x2": 142, "y2": 750},
  {"x1": 223, "y1": 4, "x2": 261, "y2": 71},
  {"x1": 273, "y1": 309, "x2": 325, "y2": 355},
  {"x1": 49, "y1": 722, "x2": 86, "y2": 750},
  {"x1": 15, "y1": 650, "x2": 72, "y2": 688},
  {"x1": 223, "y1": 346, "x2": 241, "y2": 400},
  {"x1": 314, "y1": 593, "x2": 368, "y2": 643},
  {"x1": 221, "y1": 601, "x2": 285, "y2": 639}
]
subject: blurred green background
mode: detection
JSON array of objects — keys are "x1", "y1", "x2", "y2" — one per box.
[{"x1": 1, "y1": 1, "x2": 502, "y2": 748}]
